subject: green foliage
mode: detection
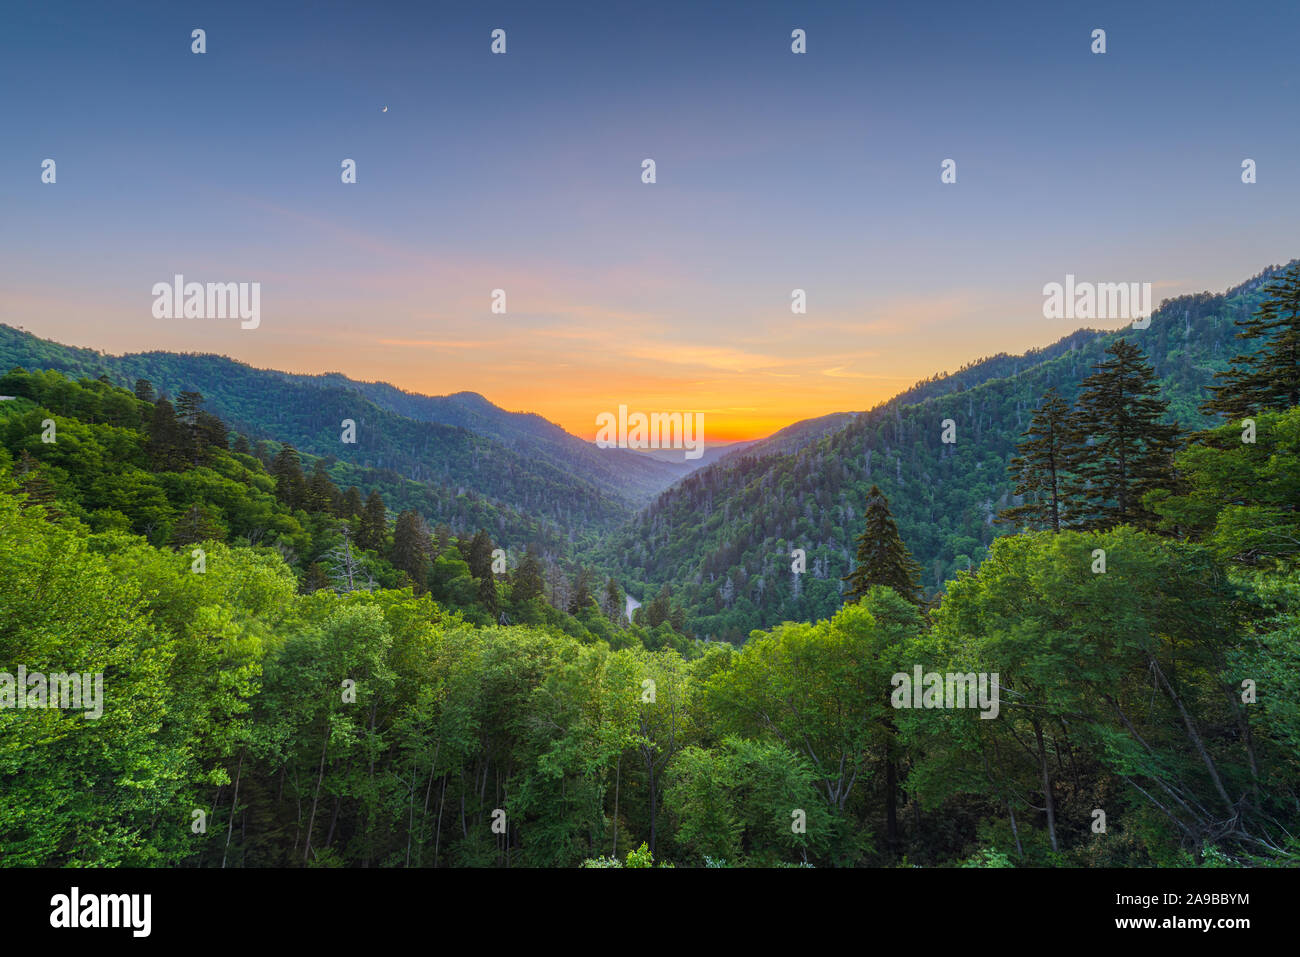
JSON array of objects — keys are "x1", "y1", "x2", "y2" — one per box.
[
  {"x1": 3, "y1": 261, "x2": 1299, "y2": 869},
  {"x1": 602, "y1": 265, "x2": 1289, "y2": 637}
]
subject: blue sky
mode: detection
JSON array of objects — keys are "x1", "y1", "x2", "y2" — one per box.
[{"x1": 2, "y1": 0, "x2": 1297, "y2": 438}]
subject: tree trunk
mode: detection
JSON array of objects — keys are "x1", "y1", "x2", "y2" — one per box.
[{"x1": 1033, "y1": 717, "x2": 1059, "y2": 853}]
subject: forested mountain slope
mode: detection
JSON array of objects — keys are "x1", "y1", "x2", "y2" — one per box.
[
  {"x1": 604, "y1": 263, "x2": 1293, "y2": 641},
  {"x1": 0, "y1": 329, "x2": 635, "y2": 540}
]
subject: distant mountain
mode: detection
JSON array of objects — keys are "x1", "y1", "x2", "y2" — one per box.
[
  {"x1": 609, "y1": 440, "x2": 756, "y2": 470},
  {"x1": 0, "y1": 328, "x2": 644, "y2": 542},
  {"x1": 298, "y1": 375, "x2": 686, "y2": 504},
  {"x1": 600, "y1": 261, "x2": 1295, "y2": 641}
]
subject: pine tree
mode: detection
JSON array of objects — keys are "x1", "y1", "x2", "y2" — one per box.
[
  {"x1": 339, "y1": 486, "x2": 363, "y2": 519},
  {"x1": 512, "y1": 544, "x2": 545, "y2": 603},
  {"x1": 169, "y1": 503, "x2": 224, "y2": 547},
  {"x1": 146, "y1": 398, "x2": 187, "y2": 472},
  {"x1": 645, "y1": 585, "x2": 673, "y2": 627},
  {"x1": 133, "y1": 378, "x2": 155, "y2": 403},
  {"x1": 477, "y1": 572, "x2": 499, "y2": 617},
  {"x1": 10, "y1": 450, "x2": 63, "y2": 519},
  {"x1": 304, "y1": 461, "x2": 338, "y2": 514},
  {"x1": 432, "y1": 523, "x2": 452, "y2": 556},
  {"x1": 465, "y1": 529, "x2": 494, "y2": 581},
  {"x1": 271, "y1": 446, "x2": 306, "y2": 509},
  {"x1": 356, "y1": 491, "x2": 387, "y2": 551},
  {"x1": 1204, "y1": 261, "x2": 1300, "y2": 417},
  {"x1": 391, "y1": 509, "x2": 431, "y2": 590},
  {"x1": 568, "y1": 566, "x2": 595, "y2": 614},
  {"x1": 999, "y1": 388, "x2": 1072, "y2": 532},
  {"x1": 603, "y1": 578, "x2": 623, "y2": 623},
  {"x1": 842, "y1": 485, "x2": 922, "y2": 605},
  {"x1": 173, "y1": 390, "x2": 206, "y2": 465},
  {"x1": 1063, "y1": 338, "x2": 1182, "y2": 530},
  {"x1": 301, "y1": 562, "x2": 331, "y2": 594},
  {"x1": 195, "y1": 411, "x2": 229, "y2": 457},
  {"x1": 174, "y1": 390, "x2": 203, "y2": 424}
]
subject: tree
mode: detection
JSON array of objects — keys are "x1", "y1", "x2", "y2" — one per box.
[
  {"x1": 999, "y1": 388, "x2": 1072, "y2": 532},
  {"x1": 391, "y1": 509, "x2": 431, "y2": 590},
  {"x1": 146, "y1": 398, "x2": 187, "y2": 472},
  {"x1": 10, "y1": 450, "x2": 63, "y2": 519},
  {"x1": 174, "y1": 390, "x2": 206, "y2": 465},
  {"x1": 512, "y1": 545, "x2": 544, "y2": 603},
  {"x1": 304, "y1": 462, "x2": 339, "y2": 514},
  {"x1": 1063, "y1": 338, "x2": 1182, "y2": 530},
  {"x1": 602, "y1": 578, "x2": 623, "y2": 623},
  {"x1": 465, "y1": 529, "x2": 494, "y2": 581},
  {"x1": 645, "y1": 585, "x2": 673, "y2": 627},
  {"x1": 170, "y1": 503, "x2": 225, "y2": 547},
  {"x1": 301, "y1": 562, "x2": 331, "y2": 594},
  {"x1": 133, "y1": 378, "x2": 155, "y2": 403},
  {"x1": 568, "y1": 566, "x2": 595, "y2": 614},
  {"x1": 356, "y1": 491, "x2": 387, "y2": 551},
  {"x1": 195, "y1": 411, "x2": 229, "y2": 458},
  {"x1": 842, "y1": 485, "x2": 922, "y2": 605},
  {"x1": 1205, "y1": 261, "x2": 1300, "y2": 417},
  {"x1": 339, "y1": 486, "x2": 363, "y2": 519},
  {"x1": 476, "y1": 570, "x2": 499, "y2": 617},
  {"x1": 271, "y1": 446, "x2": 306, "y2": 510},
  {"x1": 327, "y1": 527, "x2": 375, "y2": 593}
]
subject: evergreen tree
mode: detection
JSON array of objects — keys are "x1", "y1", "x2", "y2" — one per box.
[
  {"x1": 433, "y1": 523, "x2": 452, "y2": 556},
  {"x1": 304, "y1": 461, "x2": 338, "y2": 514},
  {"x1": 174, "y1": 390, "x2": 203, "y2": 424},
  {"x1": 842, "y1": 485, "x2": 922, "y2": 605},
  {"x1": 603, "y1": 577, "x2": 623, "y2": 623},
  {"x1": 271, "y1": 446, "x2": 305, "y2": 509},
  {"x1": 465, "y1": 529, "x2": 494, "y2": 581},
  {"x1": 195, "y1": 411, "x2": 229, "y2": 457},
  {"x1": 512, "y1": 544, "x2": 545, "y2": 603},
  {"x1": 169, "y1": 503, "x2": 224, "y2": 547},
  {"x1": 645, "y1": 585, "x2": 672, "y2": 627},
  {"x1": 301, "y1": 562, "x2": 331, "y2": 594},
  {"x1": 339, "y1": 486, "x2": 363, "y2": 519},
  {"x1": 1204, "y1": 261, "x2": 1300, "y2": 417},
  {"x1": 999, "y1": 388, "x2": 1072, "y2": 532},
  {"x1": 146, "y1": 398, "x2": 187, "y2": 472},
  {"x1": 133, "y1": 378, "x2": 155, "y2": 403},
  {"x1": 1063, "y1": 339, "x2": 1182, "y2": 530},
  {"x1": 477, "y1": 570, "x2": 499, "y2": 617},
  {"x1": 568, "y1": 566, "x2": 595, "y2": 614},
  {"x1": 10, "y1": 450, "x2": 62, "y2": 519},
  {"x1": 232, "y1": 433, "x2": 252, "y2": 455},
  {"x1": 391, "y1": 509, "x2": 431, "y2": 590},
  {"x1": 356, "y1": 491, "x2": 387, "y2": 551}
]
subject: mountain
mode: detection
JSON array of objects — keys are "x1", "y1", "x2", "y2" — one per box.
[
  {"x1": 4, "y1": 259, "x2": 1293, "y2": 637},
  {"x1": 600, "y1": 262, "x2": 1295, "y2": 641},
  {"x1": 296, "y1": 374, "x2": 686, "y2": 503},
  {"x1": 0, "y1": 328, "x2": 680, "y2": 546},
  {"x1": 612, "y1": 440, "x2": 756, "y2": 469}
]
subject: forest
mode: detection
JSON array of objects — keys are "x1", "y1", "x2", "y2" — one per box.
[
  {"x1": 605, "y1": 263, "x2": 1294, "y2": 641},
  {"x1": 0, "y1": 262, "x2": 1297, "y2": 867}
]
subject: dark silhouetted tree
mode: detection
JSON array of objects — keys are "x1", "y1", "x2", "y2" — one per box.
[{"x1": 842, "y1": 485, "x2": 922, "y2": 604}]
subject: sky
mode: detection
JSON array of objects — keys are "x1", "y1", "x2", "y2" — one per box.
[{"x1": 2, "y1": 0, "x2": 1298, "y2": 442}]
